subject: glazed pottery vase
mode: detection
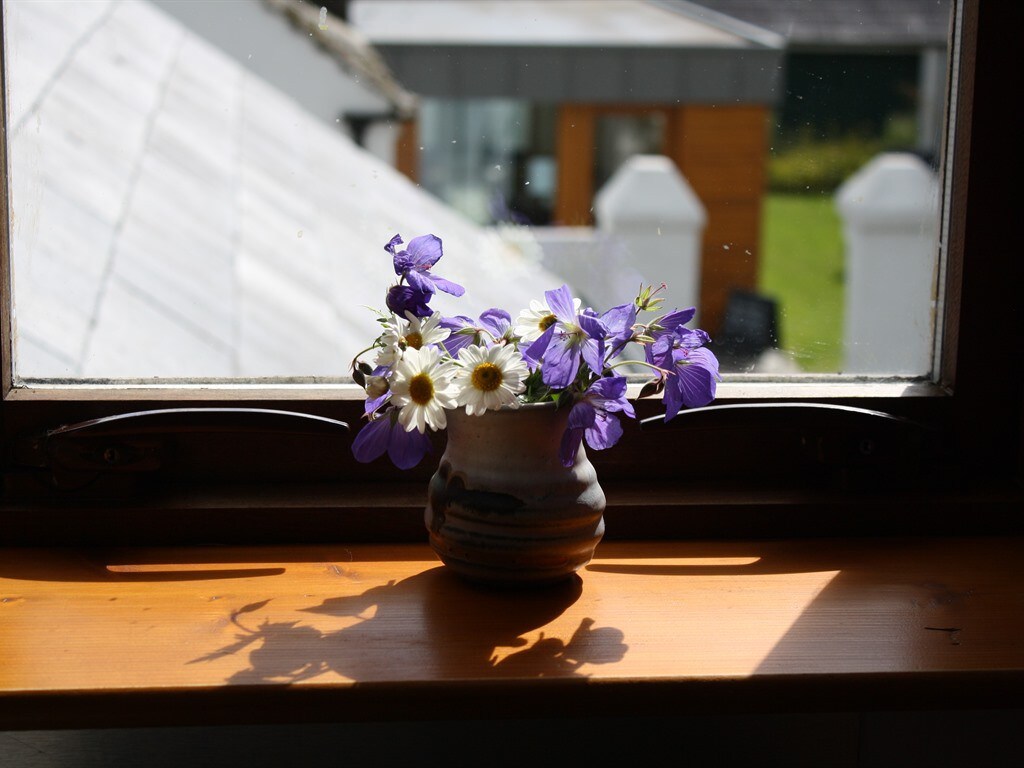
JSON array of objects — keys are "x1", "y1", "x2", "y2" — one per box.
[{"x1": 425, "y1": 402, "x2": 606, "y2": 585}]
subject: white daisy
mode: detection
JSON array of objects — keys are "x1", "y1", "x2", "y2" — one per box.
[
  {"x1": 376, "y1": 310, "x2": 450, "y2": 367},
  {"x1": 389, "y1": 346, "x2": 459, "y2": 433},
  {"x1": 454, "y1": 344, "x2": 529, "y2": 415},
  {"x1": 514, "y1": 296, "x2": 582, "y2": 343}
]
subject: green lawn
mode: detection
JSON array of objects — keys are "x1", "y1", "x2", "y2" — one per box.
[{"x1": 758, "y1": 193, "x2": 845, "y2": 373}]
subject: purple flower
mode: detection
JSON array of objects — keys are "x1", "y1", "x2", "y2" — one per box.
[
  {"x1": 646, "y1": 325, "x2": 720, "y2": 421},
  {"x1": 386, "y1": 284, "x2": 432, "y2": 318},
  {"x1": 479, "y1": 308, "x2": 513, "y2": 340},
  {"x1": 386, "y1": 234, "x2": 465, "y2": 299},
  {"x1": 351, "y1": 408, "x2": 433, "y2": 469},
  {"x1": 441, "y1": 308, "x2": 513, "y2": 357},
  {"x1": 559, "y1": 376, "x2": 636, "y2": 467},
  {"x1": 525, "y1": 285, "x2": 602, "y2": 388}
]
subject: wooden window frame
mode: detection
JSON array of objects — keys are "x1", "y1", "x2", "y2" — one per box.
[{"x1": 0, "y1": 2, "x2": 1020, "y2": 545}]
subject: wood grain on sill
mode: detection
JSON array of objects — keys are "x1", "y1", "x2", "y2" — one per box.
[{"x1": 1, "y1": 537, "x2": 1022, "y2": 728}]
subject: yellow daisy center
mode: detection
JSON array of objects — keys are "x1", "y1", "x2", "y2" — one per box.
[
  {"x1": 404, "y1": 332, "x2": 423, "y2": 350},
  {"x1": 538, "y1": 314, "x2": 557, "y2": 331},
  {"x1": 408, "y1": 372, "x2": 434, "y2": 404},
  {"x1": 471, "y1": 362, "x2": 503, "y2": 392}
]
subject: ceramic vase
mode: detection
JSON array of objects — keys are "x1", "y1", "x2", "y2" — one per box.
[{"x1": 425, "y1": 402, "x2": 606, "y2": 585}]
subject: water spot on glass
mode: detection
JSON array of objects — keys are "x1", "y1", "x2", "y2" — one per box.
[{"x1": 318, "y1": 6, "x2": 328, "y2": 30}]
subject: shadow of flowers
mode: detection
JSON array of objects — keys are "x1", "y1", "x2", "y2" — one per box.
[{"x1": 191, "y1": 567, "x2": 627, "y2": 683}]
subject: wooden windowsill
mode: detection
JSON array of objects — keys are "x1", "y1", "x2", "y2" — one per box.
[{"x1": 2, "y1": 536, "x2": 1023, "y2": 730}]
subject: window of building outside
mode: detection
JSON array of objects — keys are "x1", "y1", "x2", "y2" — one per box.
[{"x1": 0, "y1": 0, "x2": 1016, "y2": 540}]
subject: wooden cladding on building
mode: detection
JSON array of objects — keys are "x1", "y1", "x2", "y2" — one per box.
[{"x1": 556, "y1": 104, "x2": 769, "y2": 335}]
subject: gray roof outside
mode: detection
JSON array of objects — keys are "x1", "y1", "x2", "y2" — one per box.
[
  {"x1": 5, "y1": 0, "x2": 565, "y2": 381},
  {"x1": 348, "y1": 0, "x2": 785, "y2": 103},
  {"x1": 688, "y1": 0, "x2": 951, "y2": 50}
]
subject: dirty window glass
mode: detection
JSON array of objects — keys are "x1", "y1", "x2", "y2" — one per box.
[{"x1": 3, "y1": 0, "x2": 953, "y2": 382}]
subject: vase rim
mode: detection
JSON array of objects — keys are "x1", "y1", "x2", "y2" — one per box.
[{"x1": 447, "y1": 399, "x2": 563, "y2": 420}]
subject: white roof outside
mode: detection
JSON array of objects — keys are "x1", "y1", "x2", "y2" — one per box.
[
  {"x1": 347, "y1": 0, "x2": 784, "y2": 103},
  {"x1": 5, "y1": 0, "x2": 565, "y2": 381},
  {"x1": 349, "y1": 0, "x2": 754, "y2": 47}
]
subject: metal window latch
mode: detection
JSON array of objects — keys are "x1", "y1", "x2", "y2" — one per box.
[
  {"x1": 639, "y1": 402, "x2": 941, "y2": 490},
  {"x1": 9, "y1": 408, "x2": 349, "y2": 490}
]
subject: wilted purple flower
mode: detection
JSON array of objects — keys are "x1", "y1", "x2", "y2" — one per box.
[
  {"x1": 525, "y1": 285, "x2": 602, "y2": 388},
  {"x1": 386, "y1": 234, "x2": 465, "y2": 298},
  {"x1": 351, "y1": 408, "x2": 433, "y2": 469},
  {"x1": 559, "y1": 375, "x2": 636, "y2": 467},
  {"x1": 386, "y1": 284, "x2": 433, "y2": 318}
]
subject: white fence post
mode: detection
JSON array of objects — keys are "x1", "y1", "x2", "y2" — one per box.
[
  {"x1": 594, "y1": 155, "x2": 706, "y2": 316},
  {"x1": 836, "y1": 153, "x2": 940, "y2": 374}
]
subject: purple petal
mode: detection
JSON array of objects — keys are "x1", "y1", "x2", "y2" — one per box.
[
  {"x1": 541, "y1": 335, "x2": 581, "y2": 389},
  {"x1": 585, "y1": 411, "x2": 624, "y2": 452},
  {"x1": 351, "y1": 416, "x2": 392, "y2": 464},
  {"x1": 578, "y1": 312, "x2": 607, "y2": 339},
  {"x1": 602, "y1": 303, "x2": 637, "y2": 342},
  {"x1": 663, "y1": 375, "x2": 685, "y2": 423},
  {"x1": 580, "y1": 336, "x2": 604, "y2": 376},
  {"x1": 524, "y1": 323, "x2": 555, "y2": 367},
  {"x1": 664, "y1": 347, "x2": 720, "y2": 421},
  {"x1": 559, "y1": 427, "x2": 585, "y2": 468},
  {"x1": 677, "y1": 328, "x2": 711, "y2": 350},
  {"x1": 406, "y1": 234, "x2": 443, "y2": 268},
  {"x1": 567, "y1": 400, "x2": 596, "y2": 430},
  {"x1": 544, "y1": 285, "x2": 577, "y2": 323},
  {"x1": 440, "y1": 315, "x2": 476, "y2": 356},
  {"x1": 387, "y1": 421, "x2": 433, "y2": 469},
  {"x1": 479, "y1": 308, "x2": 512, "y2": 338},
  {"x1": 589, "y1": 375, "x2": 627, "y2": 402},
  {"x1": 364, "y1": 391, "x2": 390, "y2": 415},
  {"x1": 426, "y1": 273, "x2": 465, "y2": 297},
  {"x1": 404, "y1": 268, "x2": 437, "y2": 295},
  {"x1": 646, "y1": 335, "x2": 673, "y2": 371},
  {"x1": 659, "y1": 307, "x2": 696, "y2": 332},
  {"x1": 385, "y1": 234, "x2": 403, "y2": 256},
  {"x1": 443, "y1": 332, "x2": 475, "y2": 357},
  {"x1": 386, "y1": 284, "x2": 432, "y2": 317}
]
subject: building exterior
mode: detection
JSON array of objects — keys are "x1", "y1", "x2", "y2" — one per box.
[{"x1": 349, "y1": 0, "x2": 786, "y2": 334}]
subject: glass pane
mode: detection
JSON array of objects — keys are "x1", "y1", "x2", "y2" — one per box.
[{"x1": 3, "y1": 0, "x2": 953, "y2": 381}]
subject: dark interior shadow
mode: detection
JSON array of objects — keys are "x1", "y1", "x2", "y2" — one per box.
[{"x1": 190, "y1": 567, "x2": 628, "y2": 683}]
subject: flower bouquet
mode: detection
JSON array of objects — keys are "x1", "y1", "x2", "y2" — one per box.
[
  {"x1": 351, "y1": 233, "x2": 720, "y2": 467},
  {"x1": 350, "y1": 232, "x2": 720, "y2": 583}
]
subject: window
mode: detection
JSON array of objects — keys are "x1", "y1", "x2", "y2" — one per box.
[{"x1": 0, "y1": 1, "x2": 1019, "y2": 544}]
